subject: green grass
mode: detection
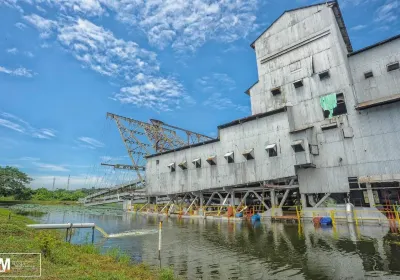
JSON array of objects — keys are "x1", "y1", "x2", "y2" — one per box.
[
  {"x1": 0, "y1": 208, "x2": 176, "y2": 280},
  {"x1": 0, "y1": 198, "x2": 79, "y2": 205}
]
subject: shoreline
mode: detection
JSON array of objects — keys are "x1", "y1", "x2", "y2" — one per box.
[{"x1": 0, "y1": 207, "x2": 174, "y2": 280}]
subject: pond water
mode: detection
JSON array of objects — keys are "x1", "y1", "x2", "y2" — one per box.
[{"x1": 8, "y1": 204, "x2": 400, "y2": 280}]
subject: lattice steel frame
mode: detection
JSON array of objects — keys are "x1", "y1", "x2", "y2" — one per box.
[{"x1": 106, "y1": 112, "x2": 214, "y2": 181}]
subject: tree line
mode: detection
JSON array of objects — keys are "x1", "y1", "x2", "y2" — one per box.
[{"x1": 0, "y1": 166, "x2": 88, "y2": 201}]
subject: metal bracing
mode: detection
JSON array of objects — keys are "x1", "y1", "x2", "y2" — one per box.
[
  {"x1": 278, "y1": 189, "x2": 291, "y2": 208},
  {"x1": 313, "y1": 193, "x2": 331, "y2": 208},
  {"x1": 221, "y1": 192, "x2": 231, "y2": 205},
  {"x1": 106, "y1": 112, "x2": 215, "y2": 182},
  {"x1": 236, "y1": 190, "x2": 251, "y2": 212},
  {"x1": 184, "y1": 196, "x2": 198, "y2": 215},
  {"x1": 251, "y1": 191, "x2": 270, "y2": 210},
  {"x1": 205, "y1": 192, "x2": 224, "y2": 206}
]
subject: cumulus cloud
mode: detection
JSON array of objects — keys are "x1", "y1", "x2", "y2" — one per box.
[
  {"x1": 374, "y1": 0, "x2": 399, "y2": 23},
  {"x1": 6, "y1": 48, "x2": 18, "y2": 54},
  {"x1": 112, "y1": 76, "x2": 191, "y2": 111},
  {"x1": 203, "y1": 92, "x2": 249, "y2": 113},
  {"x1": 57, "y1": 18, "x2": 159, "y2": 79},
  {"x1": 23, "y1": 13, "x2": 191, "y2": 111},
  {"x1": 16, "y1": 0, "x2": 258, "y2": 52},
  {"x1": 15, "y1": 22, "x2": 27, "y2": 29},
  {"x1": 0, "y1": 112, "x2": 56, "y2": 139},
  {"x1": 101, "y1": 0, "x2": 259, "y2": 52},
  {"x1": 0, "y1": 66, "x2": 36, "y2": 78},
  {"x1": 196, "y1": 72, "x2": 236, "y2": 93},
  {"x1": 23, "y1": 14, "x2": 58, "y2": 38}
]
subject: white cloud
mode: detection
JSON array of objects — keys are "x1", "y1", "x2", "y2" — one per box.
[
  {"x1": 23, "y1": 14, "x2": 58, "y2": 38},
  {"x1": 100, "y1": 155, "x2": 125, "y2": 162},
  {"x1": 6, "y1": 48, "x2": 18, "y2": 54},
  {"x1": 112, "y1": 76, "x2": 191, "y2": 111},
  {"x1": 100, "y1": 0, "x2": 259, "y2": 52},
  {"x1": 0, "y1": 66, "x2": 36, "y2": 78},
  {"x1": 21, "y1": 0, "x2": 258, "y2": 52},
  {"x1": 0, "y1": 112, "x2": 56, "y2": 139},
  {"x1": 0, "y1": 119, "x2": 25, "y2": 133},
  {"x1": 203, "y1": 92, "x2": 249, "y2": 113},
  {"x1": 23, "y1": 14, "x2": 191, "y2": 111},
  {"x1": 25, "y1": 51, "x2": 34, "y2": 57},
  {"x1": 374, "y1": 0, "x2": 399, "y2": 23},
  {"x1": 33, "y1": 162, "x2": 70, "y2": 172},
  {"x1": 197, "y1": 73, "x2": 236, "y2": 93},
  {"x1": 77, "y1": 136, "x2": 104, "y2": 149},
  {"x1": 19, "y1": 157, "x2": 41, "y2": 161},
  {"x1": 57, "y1": 18, "x2": 159, "y2": 79},
  {"x1": 0, "y1": 0, "x2": 23, "y2": 12},
  {"x1": 15, "y1": 22, "x2": 27, "y2": 29},
  {"x1": 350, "y1": 24, "x2": 368, "y2": 31}
]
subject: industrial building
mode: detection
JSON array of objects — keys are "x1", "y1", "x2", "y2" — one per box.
[{"x1": 142, "y1": 1, "x2": 400, "y2": 218}]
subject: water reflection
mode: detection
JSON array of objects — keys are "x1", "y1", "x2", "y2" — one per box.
[{"x1": 30, "y1": 208, "x2": 400, "y2": 280}]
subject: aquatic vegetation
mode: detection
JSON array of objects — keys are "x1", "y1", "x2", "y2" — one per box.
[{"x1": 10, "y1": 203, "x2": 124, "y2": 216}]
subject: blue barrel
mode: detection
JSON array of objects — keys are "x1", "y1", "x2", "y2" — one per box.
[
  {"x1": 320, "y1": 216, "x2": 332, "y2": 226},
  {"x1": 251, "y1": 213, "x2": 261, "y2": 222}
]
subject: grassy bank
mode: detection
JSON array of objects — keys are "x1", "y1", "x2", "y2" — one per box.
[
  {"x1": 0, "y1": 208, "x2": 174, "y2": 280},
  {"x1": 0, "y1": 197, "x2": 79, "y2": 205}
]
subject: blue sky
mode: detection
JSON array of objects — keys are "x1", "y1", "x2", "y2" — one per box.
[{"x1": 0, "y1": 0, "x2": 399, "y2": 190}]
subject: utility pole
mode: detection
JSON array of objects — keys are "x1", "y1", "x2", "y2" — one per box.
[
  {"x1": 52, "y1": 177, "x2": 56, "y2": 191},
  {"x1": 67, "y1": 175, "x2": 70, "y2": 191}
]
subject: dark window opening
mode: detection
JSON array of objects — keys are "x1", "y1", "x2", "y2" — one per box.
[
  {"x1": 271, "y1": 87, "x2": 281, "y2": 96},
  {"x1": 168, "y1": 163, "x2": 176, "y2": 172},
  {"x1": 192, "y1": 159, "x2": 201, "y2": 168},
  {"x1": 293, "y1": 80, "x2": 304, "y2": 89},
  {"x1": 322, "y1": 93, "x2": 347, "y2": 119},
  {"x1": 291, "y1": 141, "x2": 305, "y2": 152},
  {"x1": 178, "y1": 162, "x2": 187, "y2": 170},
  {"x1": 269, "y1": 149, "x2": 277, "y2": 157},
  {"x1": 319, "y1": 70, "x2": 330, "y2": 80},
  {"x1": 387, "y1": 62, "x2": 400, "y2": 72},
  {"x1": 364, "y1": 71, "x2": 373, "y2": 79},
  {"x1": 224, "y1": 152, "x2": 234, "y2": 163},
  {"x1": 206, "y1": 156, "x2": 217, "y2": 165},
  {"x1": 156, "y1": 160, "x2": 159, "y2": 165},
  {"x1": 243, "y1": 150, "x2": 254, "y2": 160},
  {"x1": 266, "y1": 144, "x2": 277, "y2": 157},
  {"x1": 333, "y1": 93, "x2": 347, "y2": 116}
]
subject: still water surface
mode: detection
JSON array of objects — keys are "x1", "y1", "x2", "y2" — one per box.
[{"x1": 12, "y1": 205, "x2": 400, "y2": 279}]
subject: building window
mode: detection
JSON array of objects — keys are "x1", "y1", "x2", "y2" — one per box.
[
  {"x1": 206, "y1": 155, "x2": 217, "y2": 165},
  {"x1": 192, "y1": 158, "x2": 201, "y2": 168},
  {"x1": 293, "y1": 80, "x2": 304, "y2": 89},
  {"x1": 364, "y1": 71, "x2": 373, "y2": 79},
  {"x1": 242, "y1": 148, "x2": 254, "y2": 160},
  {"x1": 271, "y1": 87, "x2": 281, "y2": 96},
  {"x1": 291, "y1": 140, "x2": 305, "y2": 152},
  {"x1": 333, "y1": 93, "x2": 347, "y2": 116},
  {"x1": 168, "y1": 162, "x2": 175, "y2": 172},
  {"x1": 224, "y1": 152, "x2": 234, "y2": 163},
  {"x1": 319, "y1": 70, "x2": 330, "y2": 80},
  {"x1": 320, "y1": 93, "x2": 347, "y2": 119},
  {"x1": 178, "y1": 161, "x2": 187, "y2": 170},
  {"x1": 387, "y1": 62, "x2": 400, "y2": 72},
  {"x1": 156, "y1": 160, "x2": 160, "y2": 165},
  {"x1": 265, "y1": 144, "x2": 277, "y2": 157}
]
